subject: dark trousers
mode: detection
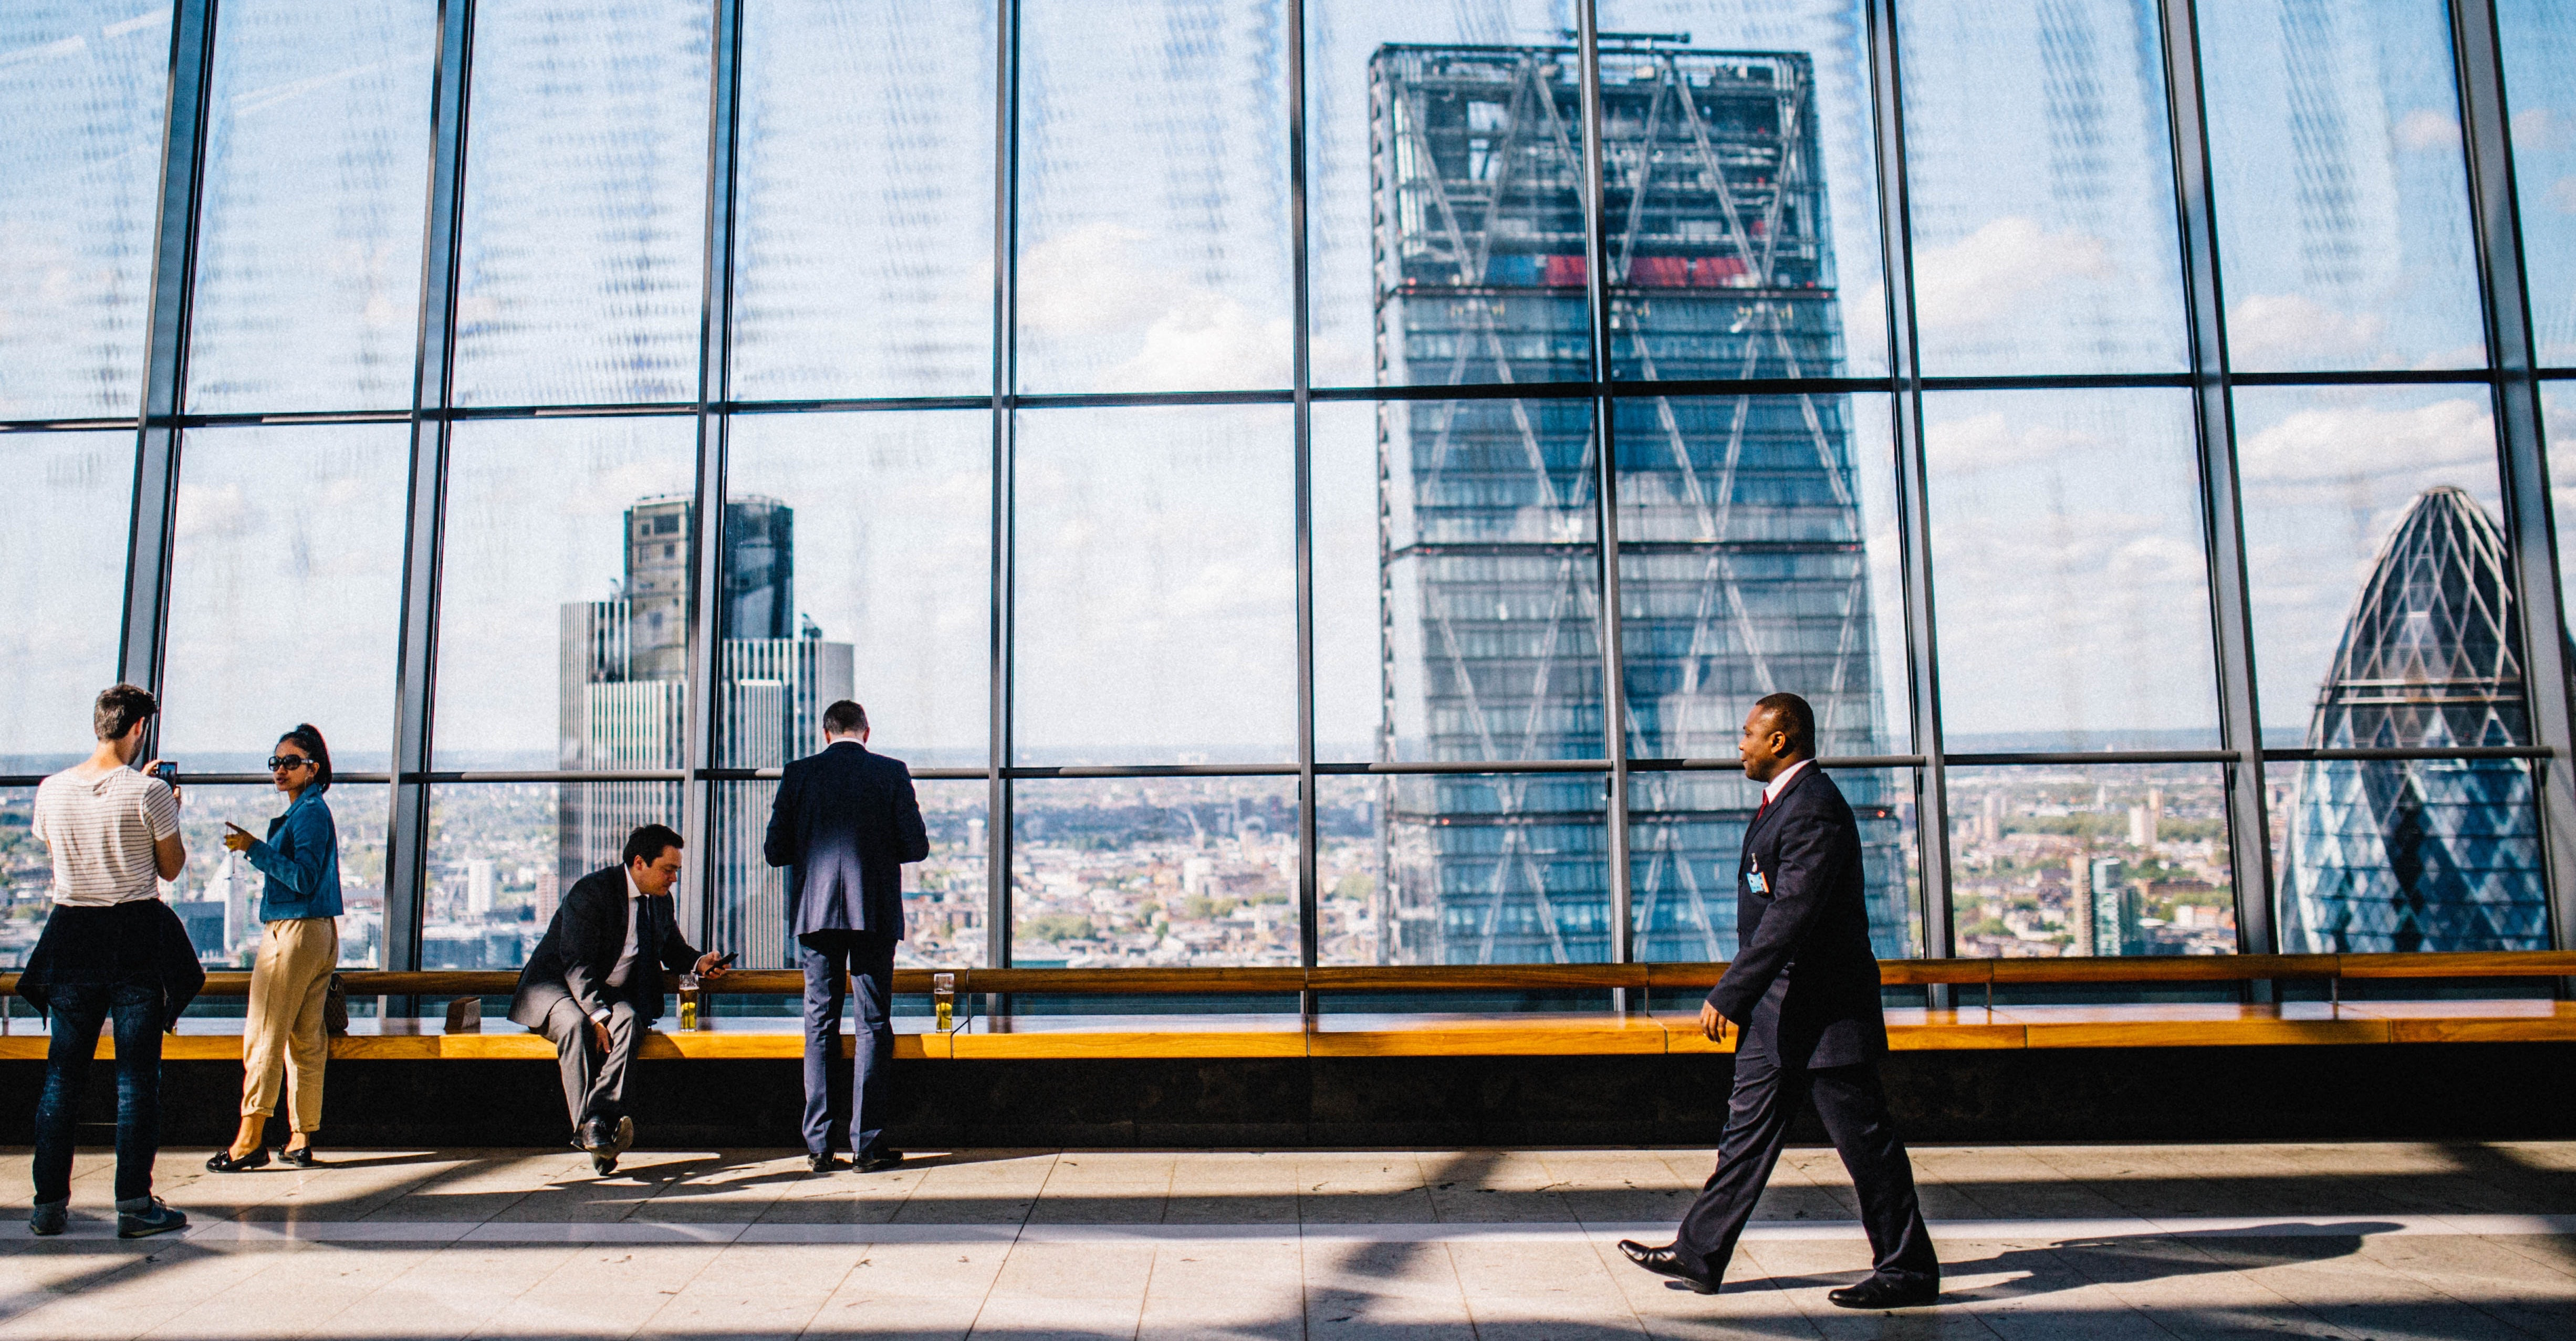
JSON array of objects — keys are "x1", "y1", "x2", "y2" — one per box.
[
  {"x1": 1675, "y1": 1045, "x2": 1938, "y2": 1288},
  {"x1": 527, "y1": 988, "x2": 640, "y2": 1135},
  {"x1": 798, "y1": 930, "x2": 896, "y2": 1156},
  {"x1": 33, "y1": 980, "x2": 163, "y2": 1205}
]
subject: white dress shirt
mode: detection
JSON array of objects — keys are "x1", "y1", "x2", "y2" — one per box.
[
  {"x1": 1761, "y1": 757, "x2": 1813, "y2": 808},
  {"x1": 592, "y1": 869, "x2": 647, "y2": 1023}
]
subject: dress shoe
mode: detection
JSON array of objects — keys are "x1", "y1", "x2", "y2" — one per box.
[
  {"x1": 590, "y1": 1151, "x2": 618, "y2": 1178},
  {"x1": 610, "y1": 1116, "x2": 635, "y2": 1157},
  {"x1": 578, "y1": 1117, "x2": 616, "y2": 1154},
  {"x1": 205, "y1": 1146, "x2": 270, "y2": 1173},
  {"x1": 854, "y1": 1147, "x2": 905, "y2": 1174},
  {"x1": 1616, "y1": 1240, "x2": 1718, "y2": 1294},
  {"x1": 1828, "y1": 1275, "x2": 1940, "y2": 1309},
  {"x1": 807, "y1": 1153, "x2": 844, "y2": 1174}
]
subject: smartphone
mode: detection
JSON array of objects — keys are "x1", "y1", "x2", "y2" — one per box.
[
  {"x1": 151, "y1": 761, "x2": 178, "y2": 787},
  {"x1": 712, "y1": 952, "x2": 738, "y2": 968}
]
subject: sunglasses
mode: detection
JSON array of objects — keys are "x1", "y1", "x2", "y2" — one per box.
[{"x1": 267, "y1": 755, "x2": 316, "y2": 771}]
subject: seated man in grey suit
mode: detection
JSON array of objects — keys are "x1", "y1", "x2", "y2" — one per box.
[
  {"x1": 509, "y1": 824, "x2": 730, "y2": 1176},
  {"x1": 764, "y1": 700, "x2": 929, "y2": 1174}
]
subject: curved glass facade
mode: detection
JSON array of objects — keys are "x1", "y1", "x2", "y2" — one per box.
[{"x1": 2, "y1": 1, "x2": 2568, "y2": 975}]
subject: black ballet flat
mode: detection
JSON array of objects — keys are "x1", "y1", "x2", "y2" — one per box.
[
  {"x1": 206, "y1": 1147, "x2": 270, "y2": 1173},
  {"x1": 279, "y1": 1145, "x2": 319, "y2": 1168}
]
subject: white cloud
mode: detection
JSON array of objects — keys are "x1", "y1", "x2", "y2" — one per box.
[
  {"x1": 1910, "y1": 216, "x2": 2112, "y2": 329},
  {"x1": 1923, "y1": 410, "x2": 2101, "y2": 472},
  {"x1": 2552, "y1": 176, "x2": 2576, "y2": 216},
  {"x1": 175, "y1": 481, "x2": 254, "y2": 540},
  {"x1": 1016, "y1": 221, "x2": 1290, "y2": 391},
  {"x1": 2227, "y1": 293, "x2": 2387, "y2": 365},
  {"x1": 2515, "y1": 107, "x2": 2567, "y2": 152},
  {"x1": 2237, "y1": 396, "x2": 2492, "y2": 492},
  {"x1": 2396, "y1": 108, "x2": 2460, "y2": 152}
]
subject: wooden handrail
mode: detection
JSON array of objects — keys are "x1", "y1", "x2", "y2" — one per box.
[{"x1": 1, "y1": 949, "x2": 2566, "y2": 1002}]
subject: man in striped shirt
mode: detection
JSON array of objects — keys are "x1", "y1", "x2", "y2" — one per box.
[{"x1": 22, "y1": 684, "x2": 193, "y2": 1239}]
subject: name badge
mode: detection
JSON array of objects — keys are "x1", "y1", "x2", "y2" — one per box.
[{"x1": 1747, "y1": 867, "x2": 1769, "y2": 895}]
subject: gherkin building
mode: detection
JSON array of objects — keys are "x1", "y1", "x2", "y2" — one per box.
[{"x1": 2280, "y1": 486, "x2": 2550, "y2": 952}]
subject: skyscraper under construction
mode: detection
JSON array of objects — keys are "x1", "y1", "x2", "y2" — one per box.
[{"x1": 1369, "y1": 40, "x2": 1910, "y2": 965}]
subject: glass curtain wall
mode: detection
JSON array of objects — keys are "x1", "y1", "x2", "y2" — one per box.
[{"x1": 3, "y1": 0, "x2": 2568, "y2": 976}]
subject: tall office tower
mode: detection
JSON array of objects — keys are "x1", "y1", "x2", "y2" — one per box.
[
  {"x1": 2280, "y1": 487, "x2": 2548, "y2": 952},
  {"x1": 1368, "y1": 43, "x2": 1905, "y2": 965},
  {"x1": 559, "y1": 495, "x2": 852, "y2": 967}
]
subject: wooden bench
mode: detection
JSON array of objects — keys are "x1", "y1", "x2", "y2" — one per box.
[{"x1": 0, "y1": 952, "x2": 2565, "y2": 1059}]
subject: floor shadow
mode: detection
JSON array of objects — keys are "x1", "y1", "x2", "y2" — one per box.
[{"x1": 1712, "y1": 1220, "x2": 2404, "y2": 1303}]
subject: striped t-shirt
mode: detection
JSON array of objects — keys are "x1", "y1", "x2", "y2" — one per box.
[{"x1": 31, "y1": 765, "x2": 180, "y2": 906}]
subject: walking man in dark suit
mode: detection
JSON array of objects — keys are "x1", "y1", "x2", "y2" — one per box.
[
  {"x1": 509, "y1": 824, "x2": 731, "y2": 1176},
  {"x1": 765, "y1": 700, "x2": 930, "y2": 1174},
  {"x1": 1620, "y1": 692, "x2": 1940, "y2": 1309}
]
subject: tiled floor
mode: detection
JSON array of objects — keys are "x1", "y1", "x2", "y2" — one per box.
[{"x1": 0, "y1": 1141, "x2": 2569, "y2": 1338}]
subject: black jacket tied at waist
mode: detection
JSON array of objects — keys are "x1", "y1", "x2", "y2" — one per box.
[{"x1": 17, "y1": 899, "x2": 207, "y2": 1032}]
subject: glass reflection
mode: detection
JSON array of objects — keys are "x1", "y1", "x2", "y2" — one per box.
[
  {"x1": 2235, "y1": 385, "x2": 2512, "y2": 747},
  {"x1": 1011, "y1": 777, "x2": 1298, "y2": 968},
  {"x1": 732, "y1": 0, "x2": 995, "y2": 400},
  {"x1": 2265, "y1": 758, "x2": 2544, "y2": 955},
  {"x1": 1314, "y1": 770, "x2": 1608, "y2": 966},
  {"x1": 160, "y1": 426, "x2": 406, "y2": 776},
  {"x1": 2, "y1": 788, "x2": 42, "y2": 967},
  {"x1": 1630, "y1": 764, "x2": 1919, "y2": 962},
  {"x1": 1924, "y1": 389, "x2": 2220, "y2": 750},
  {"x1": 2203, "y1": 0, "x2": 2486, "y2": 372},
  {"x1": 1313, "y1": 397, "x2": 1603, "y2": 765},
  {"x1": 723, "y1": 411, "x2": 989, "y2": 766},
  {"x1": 0, "y1": 434, "x2": 133, "y2": 767},
  {"x1": 433, "y1": 416, "x2": 697, "y2": 769},
  {"x1": 423, "y1": 781, "x2": 679, "y2": 969},
  {"x1": 1617, "y1": 393, "x2": 1910, "y2": 760},
  {"x1": 172, "y1": 783, "x2": 387, "y2": 969},
  {"x1": 0, "y1": 4, "x2": 170, "y2": 419},
  {"x1": 1596, "y1": 1, "x2": 1886, "y2": 380},
  {"x1": 1307, "y1": 3, "x2": 1583, "y2": 390},
  {"x1": 187, "y1": 0, "x2": 434, "y2": 413},
  {"x1": 2499, "y1": 0, "x2": 2576, "y2": 366},
  {"x1": 1013, "y1": 405, "x2": 1296, "y2": 764},
  {"x1": 1948, "y1": 763, "x2": 2236, "y2": 958},
  {"x1": 450, "y1": 0, "x2": 710, "y2": 407},
  {"x1": 1897, "y1": 0, "x2": 2188, "y2": 374},
  {"x1": 708, "y1": 778, "x2": 983, "y2": 971},
  {"x1": 1015, "y1": 0, "x2": 1291, "y2": 394}
]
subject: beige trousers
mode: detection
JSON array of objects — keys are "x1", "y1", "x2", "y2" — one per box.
[{"x1": 241, "y1": 917, "x2": 337, "y2": 1132}]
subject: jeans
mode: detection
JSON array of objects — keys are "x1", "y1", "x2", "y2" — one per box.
[{"x1": 33, "y1": 979, "x2": 164, "y2": 1205}]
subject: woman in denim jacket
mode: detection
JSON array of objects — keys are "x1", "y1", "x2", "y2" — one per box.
[{"x1": 206, "y1": 725, "x2": 342, "y2": 1171}]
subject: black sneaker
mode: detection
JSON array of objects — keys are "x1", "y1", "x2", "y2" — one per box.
[
  {"x1": 115, "y1": 1197, "x2": 187, "y2": 1240},
  {"x1": 28, "y1": 1201, "x2": 67, "y2": 1237}
]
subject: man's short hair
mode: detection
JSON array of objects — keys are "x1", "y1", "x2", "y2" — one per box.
[
  {"x1": 622, "y1": 824, "x2": 685, "y2": 868},
  {"x1": 1753, "y1": 692, "x2": 1816, "y2": 757},
  {"x1": 93, "y1": 684, "x2": 158, "y2": 741},
  {"x1": 822, "y1": 700, "x2": 868, "y2": 736}
]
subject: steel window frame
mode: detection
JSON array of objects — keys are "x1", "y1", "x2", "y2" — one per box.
[{"x1": 87, "y1": 0, "x2": 2574, "y2": 976}]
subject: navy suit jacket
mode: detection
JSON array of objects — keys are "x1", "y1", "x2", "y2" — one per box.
[
  {"x1": 763, "y1": 740, "x2": 930, "y2": 939},
  {"x1": 508, "y1": 866, "x2": 701, "y2": 1027},
  {"x1": 1704, "y1": 762, "x2": 1888, "y2": 1070}
]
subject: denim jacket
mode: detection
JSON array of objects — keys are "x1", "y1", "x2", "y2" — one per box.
[{"x1": 244, "y1": 790, "x2": 342, "y2": 921}]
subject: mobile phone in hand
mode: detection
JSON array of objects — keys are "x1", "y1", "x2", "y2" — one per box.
[
  {"x1": 712, "y1": 952, "x2": 738, "y2": 968},
  {"x1": 151, "y1": 761, "x2": 178, "y2": 786}
]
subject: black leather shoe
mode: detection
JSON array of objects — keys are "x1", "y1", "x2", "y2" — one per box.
[
  {"x1": 854, "y1": 1147, "x2": 905, "y2": 1174},
  {"x1": 1828, "y1": 1275, "x2": 1939, "y2": 1309},
  {"x1": 206, "y1": 1147, "x2": 270, "y2": 1173},
  {"x1": 278, "y1": 1145, "x2": 318, "y2": 1169},
  {"x1": 1616, "y1": 1240, "x2": 1718, "y2": 1294},
  {"x1": 807, "y1": 1153, "x2": 844, "y2": 1174},
  {"x1": 579, "y1": 1117, "x2": 616, "y2": 1154},
  {"x1": 591, "y1": 1151, "x2": 618, "y2": 1177}
]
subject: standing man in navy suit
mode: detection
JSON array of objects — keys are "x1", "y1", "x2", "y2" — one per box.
[
  {"x1": 1619, "y1": 692, "x2": 1939, "y2": 1309},
  {"x1": 764, "y1": 700, "x2": 930, "y2": 1173}
]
